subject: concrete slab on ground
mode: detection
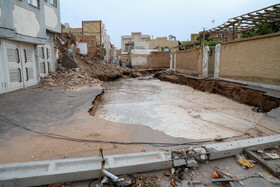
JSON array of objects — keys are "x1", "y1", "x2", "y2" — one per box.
[{"x1": 0, "y1": 84, "x2": 189, "y2": 164}]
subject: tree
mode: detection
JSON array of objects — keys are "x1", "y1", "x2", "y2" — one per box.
[{"x1": 241, "y1": 20, "x2": 280, "y2": 38}]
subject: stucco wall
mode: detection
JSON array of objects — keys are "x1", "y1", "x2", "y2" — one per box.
[
  {"x1": 131, "y1": 54, "x2": 149, "y2": 67},
  {"x1": 150, "y1": 52, "x2": 170, "y2": 69},
  {"x1": 13, "y1": 5, "x2": 40, "y2": 37},
  {"x1": 0, "y1": 0, "x2": 61, "y2": 44},
  {"x1": 175, "y1": 48, "x2": 202, "y2": 76},
  {"x1": 219, "y1": 33, "x2": 280, "y2": 85}
]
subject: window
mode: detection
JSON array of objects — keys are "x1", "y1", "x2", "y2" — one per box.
[
  {"x1": 50, "y1": 0, "x2": 57, "y2": 7},
  {"x1": 28, "y1": 0, "x2": 39, "y2": 8}
]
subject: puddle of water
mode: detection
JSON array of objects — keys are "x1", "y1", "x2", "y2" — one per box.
[{"x1": 95, "y1": 78, "x2": 256, "y2": 139}]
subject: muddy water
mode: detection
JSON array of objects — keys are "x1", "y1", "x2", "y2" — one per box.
[{"x1": 95, "y1": 78, "x2": 263, "y2": 139}]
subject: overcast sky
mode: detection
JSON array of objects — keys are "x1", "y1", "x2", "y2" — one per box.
[{"x1": 60, "y1": 0, "x2": 279, "y2": 49}]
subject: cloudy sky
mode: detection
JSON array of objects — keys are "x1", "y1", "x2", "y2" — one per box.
[{"x1": 60, "y1": 0, "x2": 278, "y2": 49}]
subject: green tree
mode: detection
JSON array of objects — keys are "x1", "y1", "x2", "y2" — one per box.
[{"x1": 241, "y1": 20, "x2": 280, "y2": 38}]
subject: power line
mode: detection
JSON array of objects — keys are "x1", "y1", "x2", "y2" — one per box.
[{"x1": 0, "y1": 114, "x2": 248, "y2": 147}]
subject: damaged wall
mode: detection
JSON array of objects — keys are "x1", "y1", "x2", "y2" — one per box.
[
  {"x1": 150, "y1": 52, "x2": 170, "y2": 69},
  {"x1": 75, "y1": 35, "x2": 100, "y2": 55},
  {"x1": 219, "y1": 33, "x2": 280, "y2": 85},
  {"x1": 175, "y1": 48, "x2": 202, "y2": 76},
  {"x1": 62, "y1": 28, "x2": 83, "y2": 35}
]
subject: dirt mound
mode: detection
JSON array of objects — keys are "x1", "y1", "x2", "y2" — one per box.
[
  {"x1": 73, "y1": 52, "x2": 131, "y2": 81},
  {"x1": 42, "y1": 33, "x2": 160, "y2": 87},
  {"x1": 39, "y1": 68, "x2": 100, "y2": 89},
  {"x1": 158, "y1": 71, "x2": 280, "y2": 112}
]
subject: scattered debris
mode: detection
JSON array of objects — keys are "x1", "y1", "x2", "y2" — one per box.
[
  {"x1": 61, "y1": 54, "x2": 78, "y2": 68},
  {"x1": 186, "y1": 157, "x2": 198, "y2": 168},
  {"x1": 236, "y1": 154, "x2": 255, "y2": 168},
  {"x1": 258, "y1": 172, "x2": 280, "y2": 184},
  {"x1": 258, "y1": 148, "x2": 280, "y2": 160},
  {"x1": 264, "y1": 153, "x2": 280, "y2": 160},
  {"x1": 211, "y1": 166, "x2": 244, "y2": 186},
  {"x1": 134, "y1": 174, "x2": 160, "y2": 187},
  {"x1": 39, "y1": 68, "x2": 99, "y2": 89}
]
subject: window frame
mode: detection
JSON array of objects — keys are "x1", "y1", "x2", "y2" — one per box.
[
  {"x1": 50, "y1": 0, "x2": 57, "y2": 7},
  {"x1": 27, "y1": 0, "x2": 40, "y2": 9}
]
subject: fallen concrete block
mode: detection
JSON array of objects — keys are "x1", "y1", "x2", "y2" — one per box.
[
  {"x1": 186, "y1": 157, "x2": 198, "y2": 168},
  {"x1": 0, "y1": 151, "x2": 177, "y2": 187},
  {"x1": 204, "y1": 134, "x2": 280, "y2": 160},
  {"x1": 61, "y1": 54, "x2": 78, "y2": 68},
  {"x1": 173, "y1": 158, "x2": 186, "y2": 167}
]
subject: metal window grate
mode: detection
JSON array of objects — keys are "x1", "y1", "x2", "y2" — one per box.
[
  {"x1": 9, "y1": 69, "x2": 20, "y2": 83},
  {"x1": 7, "y1": 49, "x2": 19, "y2": 63},
  {"x1": 40, "y1": 62, "x2": 46, "y2": 74},
  {"x1": 25, "y1": 50, "x2": 33, "y2": 62}
]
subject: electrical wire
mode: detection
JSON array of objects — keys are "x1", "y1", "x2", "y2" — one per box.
[{"x1": 0, "y1": 114, "x2": 249, "y2": 147}]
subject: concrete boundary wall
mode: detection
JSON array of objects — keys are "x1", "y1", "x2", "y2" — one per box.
[
  {"x1": 174, "y1": 48, "x2": 202, "y2": 76},
  {"x1": 219, "y1": 32, "x2": 280, "y2": 86},
  {"x1": 131, "y1": 54, "x2": 150, "y2": 67},
  {"x1": 0, "y1": 152, "x2": 172, "y2": 187},
  {"x1": 150, "y1": 52, "x2": 170, "y2": 69}
]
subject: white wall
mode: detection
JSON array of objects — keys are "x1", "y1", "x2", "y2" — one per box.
[
  {"x1": 13, "y1": 5, "x2": 40, "y2": 37},
  {"x1": 131, "y1": 55, "x2": 149, "y2": 67},
  {"x1": 44, "y1": 4, "x2": 58, "y2": 29},
  {"x1": 76, "y1": 42, "x2": 88, "y2": 55}
]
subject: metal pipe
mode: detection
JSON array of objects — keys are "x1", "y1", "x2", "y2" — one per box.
[
  {"x1": 102, "y1": 169, "x2": 119, "y2": 182},
  {"x1": 212, "y1": 178, "x2": 241, "y2": 182}
]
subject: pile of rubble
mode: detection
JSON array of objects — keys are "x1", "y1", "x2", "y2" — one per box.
[
  {"x1": 40, "y1": 33, "x2": 133, "y2": 88},
  {"x1": 73, "y1": 53, "x2": 132, "y2": 81},
  {"x1": 39, "y1": 68, "x2": 99, "y2": 89}
]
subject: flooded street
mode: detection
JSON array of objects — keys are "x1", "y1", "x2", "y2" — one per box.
[{"x1": 96, "y1": 78, "x2": 264, "y2": 139}]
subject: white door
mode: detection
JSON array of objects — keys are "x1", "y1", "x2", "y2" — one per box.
[
  {"x1": 1, "y1": 40, "x2": 37, "y2": 93},
  {"x1": 0, "y1": 45, "x2": 6, "y2": 94},
  {"x1": 21, "y1": 45, "x2": 37, "y2": 87},
  {"x1": 2, "y1": 41, "x2": 24, "y2": 92},
  {"x1": 46, "y1": 45, "x2": 52, "y2": 72},
  {"x1": 37, "y1": 45, "x2": 49, "y2": 77}
]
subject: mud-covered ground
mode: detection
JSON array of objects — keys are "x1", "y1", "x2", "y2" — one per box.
[
  {"x1": 157, "y1": 71, "x2": 280, "y2": 112},
  {"x1": 96, "y1": 78, "x2": 280, "y2": 139}
]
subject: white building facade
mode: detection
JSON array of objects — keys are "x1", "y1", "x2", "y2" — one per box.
[{"x1": 0, "y1": 0, "x2": 61, "y2": 94}]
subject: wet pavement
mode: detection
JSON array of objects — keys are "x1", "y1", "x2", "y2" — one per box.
[{"x1": 96, "y1": 78, "x2": 273, "y2": 139}]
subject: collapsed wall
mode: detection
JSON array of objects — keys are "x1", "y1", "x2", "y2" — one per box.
[{"x1": 40, "y1": 33, "x2": 132, "y2": 88}]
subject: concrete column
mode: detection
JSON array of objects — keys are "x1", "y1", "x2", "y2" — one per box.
[
  {"x1": 202, "y1": 46, "x2": 209, "y2": 78},
  {"x1": 174, "y1": 52, "x2": 177, "y2": 71},
  {"x1": 214, "y1": 44, "x2": 221, "y2": 79}
]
